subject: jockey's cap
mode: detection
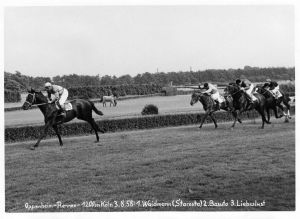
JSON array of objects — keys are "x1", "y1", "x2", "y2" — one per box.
[{"x1": 45, "y1": 82, "x2": 52, "y2": 88}]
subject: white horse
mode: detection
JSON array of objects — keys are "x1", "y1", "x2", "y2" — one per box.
[{"x1": 101, "y1": 95, "x2": 117, "y2": 107}]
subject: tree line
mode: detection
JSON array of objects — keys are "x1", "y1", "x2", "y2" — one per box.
[{"x1": 4, "y1": 66, "x2": 295, "y2": 92}]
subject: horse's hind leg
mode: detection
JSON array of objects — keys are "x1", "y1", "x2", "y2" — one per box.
[
  {"x1": 87, "y1": 118, "x2": 100, "y2": 142},
  {"x1": 284, "y1": 102, "x2": 292, "y2": 119}
]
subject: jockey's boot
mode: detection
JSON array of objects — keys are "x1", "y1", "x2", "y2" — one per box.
[
  {"x1": 57, "y1": 103, "x2": 66, "y2": 117},
  {"x1": 215, "y1": 100, "x2": 220, "y2": 110},
  {"x1": 246, "y1": 94, "x2": 254, "y2": 104}
]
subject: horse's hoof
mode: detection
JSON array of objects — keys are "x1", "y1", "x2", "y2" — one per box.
[
  {"x1": 30, "y1": 146, "x2": 35, "y2": 150},
  {"x1": 288, "y1": 116, "x2": 292, "y2": 119},
  {"x1": 215, "y1": 126, "x2": 218, "y2": 129},
  {"x1": 199, "y1": 126, "x2": 202, "y2": 129}
]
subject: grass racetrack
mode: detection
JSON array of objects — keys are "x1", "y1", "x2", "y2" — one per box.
[{"x1": 5, "y1": 119, "x2": 295, "y2": 212}]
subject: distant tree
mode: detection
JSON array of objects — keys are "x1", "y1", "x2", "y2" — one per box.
[
  {"x1": 5, "y1": 79, "x2": 21, "y2": 91},
  {"x1": 100, "y1": 75, "x2": 114, "y2": 85},
  {"x1": 117, "y1": 74, "x2": 133, "y2": 85}
]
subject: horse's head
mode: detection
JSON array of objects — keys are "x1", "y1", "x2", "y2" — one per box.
[
  {"x1": 190, "y1": 92, "x2": 201, "y2": 106},
  {"x1": 22, "y1": 88, "x2": 46, "y2": 110},
  {"x1": 226, "y1": 83, "x2": 240, "y2": 96}
]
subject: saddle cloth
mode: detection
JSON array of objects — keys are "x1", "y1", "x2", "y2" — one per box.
[
  {"x1": 219, "y1": 95, "x2": 225, "y2": 103},
  {"x1": 64, "y1": 102, "x2": 73, "y2": 111}
]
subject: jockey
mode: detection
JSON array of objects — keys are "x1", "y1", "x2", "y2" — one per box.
[
  {"x1": 44, "y1": 82, "x2": 69, "y2": 114},
  {"x1": 200, "y1": 82, "x2": 222, "y2": 110},
  {"x1": 263, "y1": 79, "x2": 282, "y2": 99},
  {"x1": 240, "y1": 79, "x2": 257, "y2": 104}
]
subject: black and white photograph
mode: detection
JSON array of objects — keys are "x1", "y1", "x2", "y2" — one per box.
[{"x1": 2, "y1": 1, "x2": 297, "y2": 217}]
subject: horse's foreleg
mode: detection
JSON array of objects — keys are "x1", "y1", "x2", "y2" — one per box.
[
  {"x1": 53, "y1": 125, "x2": 63, "y2": 146},
  {"x1": 199, "y1": 111, "x2": 209, "y2": 129},
  {"x1": 31, "y1": 121, "x2": 52, "y2": 150}
]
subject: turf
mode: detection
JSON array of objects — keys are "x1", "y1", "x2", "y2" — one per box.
[{"x1": 5, "y1": 119, "x2": 295, "y2": 212}]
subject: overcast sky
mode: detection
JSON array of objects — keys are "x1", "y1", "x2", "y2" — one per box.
[{"x1": 4, "y1": 5, "x2": 294, "y2": 77}]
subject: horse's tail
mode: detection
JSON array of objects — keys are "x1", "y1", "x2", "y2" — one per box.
[{"x1": 89, "y1": 101, "x2": 104, "y2": 116}]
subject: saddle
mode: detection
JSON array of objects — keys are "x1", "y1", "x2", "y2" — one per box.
[{"x1": 54, "y1": 101, "x2": 73, "y2": 122}]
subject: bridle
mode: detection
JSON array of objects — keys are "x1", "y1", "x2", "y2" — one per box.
[{"x1": 24, "y1": 93, "x2": 48, "y2": 107}]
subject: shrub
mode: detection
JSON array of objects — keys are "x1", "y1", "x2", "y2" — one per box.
[
  {"x1": 4, "y1": 89, "x2": 21, "y2": 103},
  {"x1": 141, "y1": 104, "x2": 159, "y2": 115}
]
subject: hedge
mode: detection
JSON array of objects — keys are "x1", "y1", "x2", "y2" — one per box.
[
  {"x1": 6, "y1": 107, "x2": 295, "y2": 143},
  {"x1": 68, "y1": 84, "x2": 163, "y2": 99},
  {"x1": 4, "y1": 89, "x2": 21, "y2": 103}
]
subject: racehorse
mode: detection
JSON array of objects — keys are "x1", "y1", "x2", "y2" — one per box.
[
  {"x1": 101, "y1": 95, "x2": 117, "y2": 107},
  {"x1": 190, "y1": 91, "x2": 242, "y2": 129},
  {"x1": 22, "y1": 88, "x2": 105, "y2": 150},
  {"x1": 226, "y1": 83, "x2": 270, "y2": 129},
  {"x1": 256, "y1": 86, "x2": 291, "y2": 122}
]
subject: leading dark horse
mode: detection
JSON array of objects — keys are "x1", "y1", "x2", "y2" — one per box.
[
  {"x1": 190, "y1": 91, "x2": 242, "y2": 128},
  {"x1": 226, "y1": 84, "x2": 270, "y2": 129},
  {"x1": 256, "y1": 86, "x2": 291, "y2": 122},
  {"x1": 22, "y1": 88, "x2": 105, "y2": 150}
]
